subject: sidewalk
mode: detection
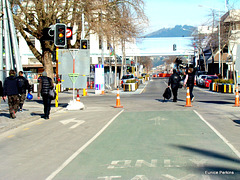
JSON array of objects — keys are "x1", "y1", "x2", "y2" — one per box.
[{"x1": 0, "y1": 82, "x2": 148, "y2": 134}]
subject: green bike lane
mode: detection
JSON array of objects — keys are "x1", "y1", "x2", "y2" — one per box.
[{"x1": 49, "y1": 110, "x2": 240, "y2": 180}]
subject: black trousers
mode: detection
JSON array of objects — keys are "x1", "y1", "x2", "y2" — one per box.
[
  {"x1": 171, "y1": 86, "x2": 179, "y2": 101},
  {"x1": 42, "y1": 94, "x2": 52, "y2": 118},
  {"x1": 188, "y1": 84, "x2": 194, "y2": 100}
]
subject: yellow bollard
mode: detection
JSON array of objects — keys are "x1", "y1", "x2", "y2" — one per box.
[
  {"x1": 55, "y1": 84, "x2": 59, "y2": 107},
  {"x1": 83, "y1": 88, "x2": 86, "y2": 96}
]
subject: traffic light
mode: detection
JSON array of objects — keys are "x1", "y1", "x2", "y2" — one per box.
[
  {"x1": 54, "y1": 23, "x2": 66, "y2": 47},
  {"x1": 81, "y1": 40, "x2": 88, "y2": 49},
  {"x1": 173, "y1": 44, "x2": 177, "y2": 51}
]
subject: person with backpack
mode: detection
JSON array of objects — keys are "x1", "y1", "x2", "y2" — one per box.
[
  {"x1": 37, "y1": 71, "x2": 54, "y2": 119},
  {"x1": 168, "y1": 69, "x2": 181, "y2": 102},
  {"x1": 3, "y1": 70, "x2": 20, "y2": 119},
  {"x1": 16, "y1": 71, "x2": 31, "y2": 112}
]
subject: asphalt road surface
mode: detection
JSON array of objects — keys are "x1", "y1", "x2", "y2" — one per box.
[{"x1": 0, "y1": 78, "x2": 240, "y2": 180}]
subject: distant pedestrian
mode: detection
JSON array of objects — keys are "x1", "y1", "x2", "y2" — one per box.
[
  {"x1": 168, "y1": 69, "x2": 181, "y2": 102},
  {"x1": 183, "y1": 68, "x2": 196, "y2": 101},
  {"x1": 3, "y1": 70, "x2": 20, "y2": 119},
  {"x1": 37, "y1": 71, "x2": 54, "y2": 119},
  {"x1": 16, "y1": 71, "x2": 31, "y2": 112}
]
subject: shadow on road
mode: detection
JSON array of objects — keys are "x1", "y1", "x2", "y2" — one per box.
[
  {"x1": 170, "y1": 144, "x2": 240, "y2": 179},
  {"x1": 197, "y1": 100, "x2": 233, "y2": 105}
]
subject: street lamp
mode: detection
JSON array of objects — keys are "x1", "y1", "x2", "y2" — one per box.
[{"x1": 199, "y1": 5, "x2": 221, "y2": 74}]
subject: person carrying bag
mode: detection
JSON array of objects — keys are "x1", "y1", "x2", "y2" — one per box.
[
  {"x1": 168, "y1": 69, "x2": 181, "y2": 102},
  {"x1": 37, "y1": 71, "x2": 54, "y2": 119}
]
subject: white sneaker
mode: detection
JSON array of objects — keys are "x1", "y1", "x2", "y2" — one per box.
[{"x1": 191, "y1": 97, "x2": 195, "y2": 102}]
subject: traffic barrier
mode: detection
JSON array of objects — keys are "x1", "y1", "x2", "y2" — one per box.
[
  {"x1": 76, "y1": 89, "x2": 80, "y2": 102},
  {"x1": 114, "y1": 88, "x2": 123, "y2": 108},
  {"x1": 184, "y1": 87, "x2": 192, "y2": 107},
  {"x1": 233, "y1": 86, "x2": 239, "y2": 107}
]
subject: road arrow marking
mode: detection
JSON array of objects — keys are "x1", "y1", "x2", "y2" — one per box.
[
  {"x1": 60, "y1": 118, "x2": 85, "y2": 129},
  {"x1": 148, "y1": 116, "x2": 167, "y2": 125}
]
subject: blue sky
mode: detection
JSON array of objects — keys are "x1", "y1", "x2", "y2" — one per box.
[{"x1": 144, "y1": 0, "x2": 240, "y2": 34}]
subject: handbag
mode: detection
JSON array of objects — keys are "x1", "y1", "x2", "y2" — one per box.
[
  {"x1": 163, "y1": 87, "x2": 171, "y2": 100},
  {"x1": 48, "y1": 88, "x2": 56, "y2": 100}
]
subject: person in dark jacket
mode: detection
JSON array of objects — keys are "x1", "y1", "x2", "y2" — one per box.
[
  {"x1": 16, "y1": 71, "x2": 31, "y2": 112},
  {"x1": 168, "y1": 69, "x2": 181, "y2": 102},
  {"x1": 37, "y1": 71, "x2": 54, "y2": 119},
  {"x1": 3, "y1": 70, "x2": 20, "y2": 119},
  {"x1": 184, "y1": 68, "x2": 196, "y2": 101}
]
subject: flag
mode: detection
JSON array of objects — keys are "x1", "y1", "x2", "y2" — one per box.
[{"x1": 109, "y1": 43, "x2": 115, "y2": 56}]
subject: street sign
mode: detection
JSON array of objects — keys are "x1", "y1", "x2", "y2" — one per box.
[{"x1": 66, "y1": 27, "x2": 73, "y2": 39}]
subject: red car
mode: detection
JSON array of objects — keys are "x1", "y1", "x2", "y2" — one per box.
[{"x1": 204, "y1": 75, "x2": 218, "y2": 88}]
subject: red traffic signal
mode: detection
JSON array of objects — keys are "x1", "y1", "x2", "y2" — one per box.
[{"x1": 54, "y1": 23, "x2": 66, "y2": 47}]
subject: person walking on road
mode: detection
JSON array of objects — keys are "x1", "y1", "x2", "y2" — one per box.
[
  {"x1": 183, "y1": 68, "x2": 196, "y2": 101},
  {"x1": 168, "y1": 69, "x2": 181, "y2": 102},
  {"x1": 16, "y1": 71, "x2": 31, "y2": 112},
  {"x1": 37, "y1": 71, "x2": 54, "y2": 119},
  {"x1": 3, "y1": 70, "x2": 20, "y2": 119}
]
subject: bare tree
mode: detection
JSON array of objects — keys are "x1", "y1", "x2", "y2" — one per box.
[
  {"x1": 10, "y1": 0, "x2": 147, "y2": 80},
  {"x1": 139, "y1": 56, "x2": 152, "y2": 73}
]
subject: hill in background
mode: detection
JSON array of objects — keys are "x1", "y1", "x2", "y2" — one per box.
[{"x1": 144, "y1": 25, "x2": 196, "y2": 38}]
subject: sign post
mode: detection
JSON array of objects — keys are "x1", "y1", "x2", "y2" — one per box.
[{"x1": 68, "y1": 73, "x2": 80, "y2": 101}]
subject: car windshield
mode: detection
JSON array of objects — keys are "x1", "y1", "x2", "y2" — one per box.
[
  {"x1": 207, "y1": 76, "x2": 218, "y2": 79},
  {"x1": 201, "y1": 75, "x2": 207, "y2": 79},
  {"x1": 122, "y1": 75, "x2": 134, "y2": 79}
]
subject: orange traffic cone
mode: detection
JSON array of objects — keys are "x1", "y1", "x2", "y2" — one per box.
[
  {"x1": 76, "y1": 89, "x2": 81, "y2": 102},
  {"x1": 184, "y1": 87, "x2": 192, "y2": 107},
  {"x1": 101, "y1": 90, "x2": 105, "y2": 95},
  {"x1": 233, "y1": 86, "x2": 239, "y2": 107},
  {"x1": 114, "y1": 88, "x2": 123, "y2": 108},
  {"x1": 90, "y1": 81, "x2": 93, "y2": 89}
]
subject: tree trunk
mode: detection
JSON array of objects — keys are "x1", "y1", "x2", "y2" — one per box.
[{"x1": 42, "y1": 50, "x2": 54, "y2": 80}]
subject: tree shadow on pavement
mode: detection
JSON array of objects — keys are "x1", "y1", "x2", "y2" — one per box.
[{"x1": 170, "y1": 144, "x2": 240, "y2": 179}]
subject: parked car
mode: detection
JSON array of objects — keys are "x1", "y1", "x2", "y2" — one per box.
[
  {"x1": 204, "y1": 75, "x2": 218, "y2": 88},
  {"x1": 197, "y1": 75, "x2": 208, "y2": 86},
  {"x1": 196, "y1": 71, "x2": 207, "y2": 85},
  {"x1": 120, "y1": 74, "x2": 135, "y2": 87},
  {"x1": 152, "y1": 73, "x2": 157, "y2": 78}
]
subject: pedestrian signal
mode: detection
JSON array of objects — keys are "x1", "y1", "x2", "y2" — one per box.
[
  {"x1": 173, "y1": 44, "x2": 177, "y2": 51},
  {"x1": 54, "y1": 23, "x2": 66, "y2": 47}
]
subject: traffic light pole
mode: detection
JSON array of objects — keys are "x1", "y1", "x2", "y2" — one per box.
[{"x1": 55, "y1": 47, "x2": 59, "y2": 108}]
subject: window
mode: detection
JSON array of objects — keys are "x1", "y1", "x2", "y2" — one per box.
[{"x1": 29, "y1": 35, "x2": 35, "y2": 46}]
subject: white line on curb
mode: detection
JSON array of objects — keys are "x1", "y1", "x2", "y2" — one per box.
[
  {"x1": 194, "y1": 110, "x2": 240, "y2": 159},
  {"x1": 46, "y1": 109, "x2": 124, "y2": 180}
]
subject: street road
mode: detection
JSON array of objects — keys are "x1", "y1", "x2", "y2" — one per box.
[{"x1": 0, "y1": 78, "x2": 240, "y2": 180}]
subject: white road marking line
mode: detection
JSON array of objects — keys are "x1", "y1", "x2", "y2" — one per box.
[
  {"x1": 194, "y1": 110, "x2": 240, "y2": 159},
  {"x1": 46, "y1": 109, "x2": 124, "y2": 180}
]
